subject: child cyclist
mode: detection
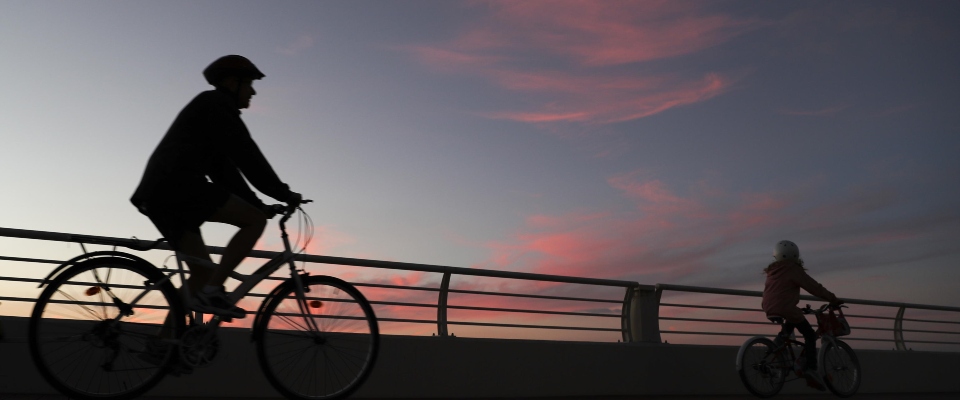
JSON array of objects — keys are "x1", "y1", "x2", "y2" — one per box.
[{"x1": 762, "y1": 240, "x2": 843, "y2": 391}]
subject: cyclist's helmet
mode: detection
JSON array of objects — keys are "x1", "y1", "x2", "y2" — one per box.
[
  {"x1": 202, "y1": 55, "x2": 265, "y2": 86},
  {"x1": 773, "y1": 240, "x2": 800, "y2": 262}
]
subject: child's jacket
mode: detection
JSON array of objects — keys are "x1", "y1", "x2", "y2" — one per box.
[{"x1": 761, "y1": 260, "x2": 838, "y2": 323}]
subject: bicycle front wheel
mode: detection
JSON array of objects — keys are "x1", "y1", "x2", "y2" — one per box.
[
  {"x1": 737, "y1": 337, "x2": 787, "y2": 398},
  {"x1": 255, "y1": 275, "x2": 379, "y2": 400},
  {"x1": 820, "y1": 338, "x2": 861, "y2": 397},
  {"x1": 29, "y1": 256, "x2": 184, "y2": 400}
]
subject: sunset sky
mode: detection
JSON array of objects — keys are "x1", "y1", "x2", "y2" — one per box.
[{"x1": 1, "y1": 1, "x2": 959, "y2": 339}]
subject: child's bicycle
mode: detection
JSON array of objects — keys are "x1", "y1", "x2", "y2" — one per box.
[
  {"x1": 27, "y1": 201, "x2": 379, "y2": 400},
  {"x1": 736, "y1": 304, "x2": 861, "y2": 398}
]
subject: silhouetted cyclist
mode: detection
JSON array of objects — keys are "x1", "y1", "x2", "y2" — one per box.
[
  {"x1": 132, "y1": 55, "x2": 302, "y2": 319},
  {"x1": 762, "y1": 240, "x2": 842, "y2": 391}
]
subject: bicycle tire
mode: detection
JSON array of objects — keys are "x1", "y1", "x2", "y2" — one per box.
[
  {"x1": 737, "y1": 337, "x2": 787, "y2": 398},
  {"x1": 255, "y1": 275, "x2": 379, "y2": 400},
  {"x1": 29, "y1": 256, "x2": 185, "y2": 400},
  {"x1": 820, "y1": 338, "x2": 860, "y2": 397}
]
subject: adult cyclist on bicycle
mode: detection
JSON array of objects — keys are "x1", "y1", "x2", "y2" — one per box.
[{"x1": 131, "y1": 55, "x2": 302, "y2": 319}]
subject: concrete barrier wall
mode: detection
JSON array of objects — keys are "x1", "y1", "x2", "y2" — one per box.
[{"x1": 1, "y1": 316, "x2": 958, "y2": 398}]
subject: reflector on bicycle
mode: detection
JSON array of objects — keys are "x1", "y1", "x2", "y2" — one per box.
[
  {"x1": 309, "y1": 300, "x2": 323, "y2": 308},
  {"x1": 85, "y1": 286, "x2": 101, "y2": 296}
]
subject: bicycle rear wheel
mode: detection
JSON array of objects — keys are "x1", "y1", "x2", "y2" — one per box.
[
  {"x1": 737, "y1": 337, "x2": 787, "y2": 398},
  {"x1": 820, "y1": 338, "x2": 860, "y2": 397},
  {"x1": 29, "y1": 256, "x2": 184, "y2": 400},
  {"x1": 255, "y1": 275, "x2": 379, "y2": 400}
]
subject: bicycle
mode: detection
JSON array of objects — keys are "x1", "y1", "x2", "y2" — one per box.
[
  {"x1": 28, "y1": 201, "x2": 379, "y2": 400},
  {"x1": 736, "y1": 303, "x2": 861, "y2": 398}
]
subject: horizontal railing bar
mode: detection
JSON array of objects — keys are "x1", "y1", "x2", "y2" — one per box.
[
  {"x1": 352, "y1": 282, "x2": 441, "y2": 292},
  {"x1": 447, "y1": 288, "x2": 623, "y2": 304},
  {"x1": 661, "y1": 303, "x2": 761, "y2": 313},
  {"x1": 0, "y1": 276, "x2": 45, "y2": 285},
  {"x1": 660, "y1": 331, "x2": 960, "y2": 345},
  {"x1": 845, "y1": 314, "x2": 897, "y2": 321},
  {"x1": 660, "y1": 330, "x2": 763, "y2": 337},
  {"x1": 0, "y1": 226, "x2": 642, "y2": 289},
  {"x1": 448, "y1": 304, "x2": 620, "y2": 318},
  {"x1": 0, "y1": 296, "x2": 42, "y2": 303},
  {"x1": 843, "y1": 326, "x2": 960, "y2": 335},
  {"x1": 658, "y1": 284, "x2": 960, "y2": 313},
  {"x1": 660, "y1": 331, "x2": 895, "y2": 342},
  {"x1": 662, "y1": 316, "x2": 960, "y2": 336},
  {"x1": 447, "y1": 320, "x2": 621, "y2": 332},
  {"x1": 901, "y1": 318, "x2": 960, "y2": 325},
  {"x1": 660, "y1": 305, "x2": 960, "y2": 326},
  {"x1": 39, "y1": 299, "x2": 170, "y2": 310},
  {"x1": 369, "y1": 300, "x2": 436, "y2": 309},
  {"x1": 376, "y1": 317, "x2": 436, "y2": 325},
  {"x1": 0, "y1": 256, "x2": 64, "y2": 265},
  {"x1": 375, "y1": 317, "x2": 619, "y2": 333},
  {"x1": 899, "y1": 339, "x2": 960, "y2": 345},
  {"x1": 661, "y1": 317, "x2": 774, "y2": 326}
]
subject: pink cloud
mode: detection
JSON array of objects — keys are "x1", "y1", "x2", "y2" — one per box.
[
  {"x1": 463, "y1": 1, "x2": 764, "y2": 67},
  {"x1": 404, "y1": 1, "x2": 764, "y2": 125},
  {"x1": 475, "y1": 172, "x2": 794, "y2": 282}
]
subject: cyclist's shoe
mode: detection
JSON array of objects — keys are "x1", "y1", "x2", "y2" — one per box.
[
  {"x1": 192, "y1": 286, "x2": 247, "y2": 319},
  {"x1": 803, "y1": 368, "x2": 827, "y2": 391}
]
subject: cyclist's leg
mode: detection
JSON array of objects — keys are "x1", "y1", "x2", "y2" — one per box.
[
  {"x1": 795, "y1": 319, "x2": 818, "y2": 368},
  {"x1": 151, "y1": 229, "x2": 214, "y2": 339},
  {"x1": 177, "y1": 230, "x2": 215, "y2": 294},
  {"x1": 205, "y1": 194, "x2": 267, "y2": 287}
]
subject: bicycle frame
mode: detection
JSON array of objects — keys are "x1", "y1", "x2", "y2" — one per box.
[
  {"x1": 737, "y1": 304, "x2": 840, "y2": 375},
  {"x1": 169, "y1": 206, "x2": 319, "y2": 328},
  {"x1": 52, "y1": 205, "x2": 317, "y2": 328}
]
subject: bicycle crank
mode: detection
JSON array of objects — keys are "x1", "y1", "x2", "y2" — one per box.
[{"x1": 179, "y1": 324, "x2": 220, "y2": 368}]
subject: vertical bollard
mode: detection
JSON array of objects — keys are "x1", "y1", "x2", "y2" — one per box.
[
  {"x1": 624, "y1": 286, "x2": 662, "y2": 343},
  {"x1": 437, "y1": 272, "x2": 451, "y2": 337},
  {"x1": 894, "y1": 306, "x2": 907, "y2": 350}
]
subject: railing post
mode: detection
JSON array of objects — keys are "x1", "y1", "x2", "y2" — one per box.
[
  {"x1": 894, "y1": 306, "x2": 907, "y2": 350},
  {"x1": 437, "y1": 272, "x2": 451, "y2": 337},
  {"x1": 622, "y1": 285, "x2": 662, "y2": 343}
]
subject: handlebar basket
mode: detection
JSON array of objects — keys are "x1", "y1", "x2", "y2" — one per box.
[{"x1": 816, "y1": 307, "x2": 851, "y2": 337}]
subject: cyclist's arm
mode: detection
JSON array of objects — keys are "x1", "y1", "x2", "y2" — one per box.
[
  {"x1": 792, "y1": 266, "x2": 839, "y2": 304},
  {"x1": 209, "y1": 104, "x2": 296, "y2": 203},
  {"x1": 209, "y1": 159, "x2": 268, "y2": 210}
]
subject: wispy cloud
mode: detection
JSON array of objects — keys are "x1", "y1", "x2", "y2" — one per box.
[
  {"x1": 277, "y1": 34, "x2": 315, "y2": 56},
  {"x1": 404, "y1": 1, "x2": 765, "y2": 125},
  {"x1": 471, "y1": 172, "x2": 960, "y2": 289}
]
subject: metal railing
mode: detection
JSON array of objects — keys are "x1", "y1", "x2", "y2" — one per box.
[
  {"x1": 1, "y1": 226, "x2": 959, "y2": 350},
  {"x1": 647, "y1": 284, "x2": 960, "y2": 350}
]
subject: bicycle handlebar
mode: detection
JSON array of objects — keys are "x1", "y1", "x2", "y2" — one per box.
[
  {"x1": 802, "y1": 303, "x2": 847, "y2": 314},
  {"x1": 272, "y1": 199, "x2": 312, "y2": 225}
]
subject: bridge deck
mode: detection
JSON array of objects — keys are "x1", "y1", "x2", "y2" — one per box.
[{"x1": 1, "y1": 394, "x2": 959, "y2": 400}]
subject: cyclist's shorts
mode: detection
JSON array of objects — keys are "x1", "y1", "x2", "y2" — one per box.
[{"x1": 138, "y1": 182, "x2": 231, "y2": 247}]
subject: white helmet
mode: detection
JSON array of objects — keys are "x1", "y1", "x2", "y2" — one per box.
[{"x1": 773, "y1": 240, "x2": 800, "y2": 262}]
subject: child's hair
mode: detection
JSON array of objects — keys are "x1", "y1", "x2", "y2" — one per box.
[{"x1": 763, "y1": 258, "x2": 805, "y2": 275}]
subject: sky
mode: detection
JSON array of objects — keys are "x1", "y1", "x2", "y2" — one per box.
[{"x1": 1, "y1": 1, "x2": 959, "y2": 343}]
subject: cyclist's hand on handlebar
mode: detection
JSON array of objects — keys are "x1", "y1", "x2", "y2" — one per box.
[
  {"x1": 286, "y1": 192, "x2": 312, "y2": 207},
  {"x1": 830, "y1": 300, "x2": 845, "y2": 308},
  {"x1": 287, "y1": 192, "x2": 303, "y2": 206},
  {"x1": 262, "y1": 204, "x2": 285, "y2": 219}
]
